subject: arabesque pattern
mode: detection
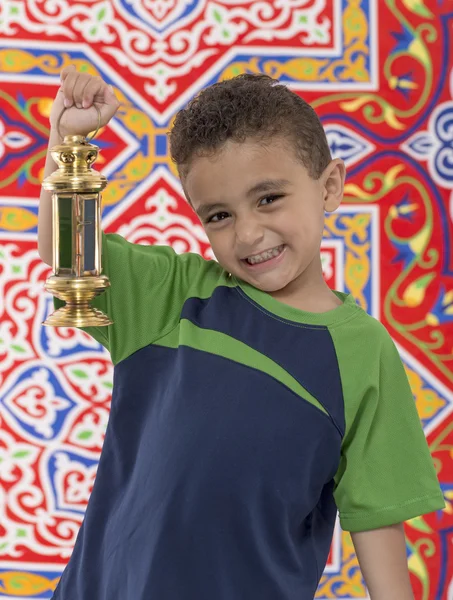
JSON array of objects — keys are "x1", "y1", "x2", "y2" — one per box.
[{"x1": 0, "y1": 1, "x2": 452, "y2": 598}]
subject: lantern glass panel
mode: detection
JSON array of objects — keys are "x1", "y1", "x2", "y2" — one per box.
[
  {"x1": 83, "y1": 196, "x2": 96, "y2": 273},
  {"x1": 58, "y1": 195, "x2": 73, "y2": 272}
]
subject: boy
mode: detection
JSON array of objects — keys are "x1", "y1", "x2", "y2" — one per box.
[{"x1": 38, "y1": 65, "x2": 445, "y2": 600}]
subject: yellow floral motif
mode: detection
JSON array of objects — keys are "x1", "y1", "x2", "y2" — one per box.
[
  {"x1": 22, "y1": 57, "x2": 166, "y2": 212},
  {"x1": 0, "y1": 49, "x2": 166, "y2": 214},
  {"x1": 343, "y1": 165, "x2": 406, "y2": 202},
  {"x1": 340, "y1": 97, "x2": 405, "y2": 131},
  {"x1": 402, "y1": 273, "x2": 435, "y2": 308},
  {"x1": 408, "y1": 37, "x2": 431, "y2": 69},
  {"x1": 324, "y1": 213, "x2": 371, "y2": 310},
  {"x1": 343, "y1": 0, "x2": 369, "y2": 50},
  {"x1": 219, "y1": 56, "x2": 261, "y2": 80},
  {"x1": 335, "y1": 54, "x2": 369, "y2": 83},
  {"x1": 389, "y1": 75, "x2": 418, "y2": 91},
  {"x1": 220, "y1": 0, "x2": 370, "y2": 85},
  {"x1": 37, "y1": 97, "x2": 53, "y2": 119},
  {"x1": 98, "y1": 99, "x2": 155, "y2": 208},
  {"x1": 0, "y1": 571, "x2": 59, "y2": 596},
  {"x1": 266, "y1": 0, "x2": 369, "y2": 83},
  {"x1": 0, "y1": 50, "x2": 97, "y2": 77},
  {"x1": 344, "y1": 251, "x2": 370, "y2": 308},
  {"x1": 104, "y1": 151, "x2": 154, "y2": 208},
  {"x1": 442, "y1": 489, "x2": 453, "y2": 515},
  {"x1": 316, "y1": 531, "x2": 366, "y2": 598},
  {"x1": 261, "y1": 58, "x2": 331, "y2": 81},
  {"x1": 407, "y1": 551, "x2": 428, "y2": 582},
  {"x1": 0, "y1": 207, "x2": 37, "y2": 231},
  {"x1": 342, "y1": 98, "x2": 406, "y2": 130},
  {"x1": 406, "y1": 367, "x2": 446, "y2": 420},
  {"x1": 389, "y1": 201, "x2": 418, "y2": 219},
  {"x1": 409, "y1": 224, "x2": 430, "y2": 256},
  {"x1": 0, "y1": 50, "x2": 49, "y2": 73},
  {"x1": 310, "y1": 0, "x2": 436, "y2": 130},
  {"x1": 401, "y1": 0, "x2": 434, "y2": 19}
]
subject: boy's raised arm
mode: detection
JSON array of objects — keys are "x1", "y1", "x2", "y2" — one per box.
[
  {"x1": 38, "y1": 65, "x2": 120, "y2": 266},
  {"x1": 38, "y1": 128, "x2": 63, "y2": 266}
]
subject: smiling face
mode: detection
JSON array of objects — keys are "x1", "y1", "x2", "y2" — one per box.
[{"x1": 183, "y1": 137, "x2": 345, "y2": 306}]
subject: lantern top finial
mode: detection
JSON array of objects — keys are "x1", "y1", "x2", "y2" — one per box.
[{"x1": 42, "y1": 105, "x2": 107, "y2": 193}]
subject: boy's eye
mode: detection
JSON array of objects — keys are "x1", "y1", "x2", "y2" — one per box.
[
  {"x1": 207, "y1": 211, "x2": 230, "y2": 223},
  {"x1": 258, "y1": 194, "x2": 283, "y2": 206}
]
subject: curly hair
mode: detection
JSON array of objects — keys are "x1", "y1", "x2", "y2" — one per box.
[{"x1": 168, "y1": 73, "x2": 331, "y2": 180}]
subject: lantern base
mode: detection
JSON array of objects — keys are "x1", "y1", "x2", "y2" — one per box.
[
  {"x1": 43, "y1": 275, "x2": 113, "y2": 328},
  {"x1": 43, "y1": 304, "x2": 112, "y2": 328}
]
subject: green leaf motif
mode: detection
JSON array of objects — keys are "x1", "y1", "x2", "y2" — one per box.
[
  {"x1": 12, "y1": 450, "x2": 31, "y2": 459},
  {"x1": 414, "y1": 273, "x2": 435, "y2": 290},
  {"x1": 10, "y1": 577, "x2": 23, "y2": 590},
  {"x1": 11, "y1": 344, "x2": 26, "y2": 353},
  {"x1": 78, "y1": 430, "x2": 93, "y2": 440},
  {"x1": 97, "y1": 7, "x2": 107, "y2": 21},
  {"x1": 72, "y1": 369, "x2": 89, "y2": 379},
  {"x1": 213, "y1": 9, "x2": 222, "y2": 23},
  {"x1": 406, "y1": 0, "x2": 433, "y2": 19},
  {"x1": 407, "y1": 515, "x2": 432, "y2": 533}
]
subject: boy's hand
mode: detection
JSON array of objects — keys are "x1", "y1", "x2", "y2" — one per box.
[{"x1": 50, "y1": 65, "x2": 120, "y2": 138}]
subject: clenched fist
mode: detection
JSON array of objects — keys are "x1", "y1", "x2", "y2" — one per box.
[{"x1": 50, "y1": 65, "x2": 120, "y2": 138}]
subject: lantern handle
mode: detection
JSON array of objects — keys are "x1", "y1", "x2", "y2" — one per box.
[{"x1": 56, "y1": 105, "x2": 102, "y2": 143}]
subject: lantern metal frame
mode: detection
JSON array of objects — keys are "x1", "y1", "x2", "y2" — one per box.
[{"x1": 42, "y1": 107, "x2": 113, "y2": 328}]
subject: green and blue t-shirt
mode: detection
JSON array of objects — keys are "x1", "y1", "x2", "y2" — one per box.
[{"x1": 52, "y1": 233, "x2": 444, "y2": 600}]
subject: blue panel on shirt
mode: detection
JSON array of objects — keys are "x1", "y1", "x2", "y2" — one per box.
[
  {"x1": 181, "y1": 287, "x2": 345, "y2": 435},
  {"x1": 52, "y1": 345, "x2": 340, "y2": 600}
]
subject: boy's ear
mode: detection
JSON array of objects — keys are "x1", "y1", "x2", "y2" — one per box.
[{"x1": 321, "y1": 158, "x2": 346, "y2": 213}]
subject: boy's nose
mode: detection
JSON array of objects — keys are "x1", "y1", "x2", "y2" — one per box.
[{"x1": 235, "y1": 219, "x2": 265, "y2": 248}]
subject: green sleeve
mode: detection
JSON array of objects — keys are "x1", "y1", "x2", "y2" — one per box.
[
  {"x1": 53, "y1": 232, "x2": 223, "y2": 365},
  {"x1": 331, "y1": 316, "x2": 445, "y2": 532}
]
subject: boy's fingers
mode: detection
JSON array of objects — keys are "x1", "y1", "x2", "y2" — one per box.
[
  {"x1": 104, "y1": 84, "x2": 119, "y2": 107},
  {"x1": 72, "y1": 74, "x2": 92, "y2": 108},
  {"x1": 60, "y1": 64, "x2": 76, "y2": 82},
  {"x1": 62, "y1": 72, "x2": 79, "y2": 108},
  {"x1": 57, "y1": 67, "x2": 119, "y2": 125},
  {"x1": 82, "y1": 77, "x2": 103, "y2": 108}
]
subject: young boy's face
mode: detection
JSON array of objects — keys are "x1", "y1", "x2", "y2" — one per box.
[{"x1": 183, "y1": 137, "x2": 344, "y2": 298}]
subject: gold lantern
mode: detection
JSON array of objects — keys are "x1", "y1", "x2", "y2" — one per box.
[{"x1": 42, "y1": 107, "x2": 112, "y2": 328}]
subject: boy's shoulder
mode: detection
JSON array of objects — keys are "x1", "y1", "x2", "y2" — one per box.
[
  {"x1": 331, "y1": 298, "x2": 399, "y2": 362},
  {"x1": 340, "y1": 294, "x2": 390, "y2": 330},
  {"x1": 104, "y1": 231, "x2": 225, "y2": 286}
]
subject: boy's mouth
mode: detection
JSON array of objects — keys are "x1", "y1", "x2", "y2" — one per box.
[{"x1": 243, "y1": 244, "x2": 285, "y2": 266}]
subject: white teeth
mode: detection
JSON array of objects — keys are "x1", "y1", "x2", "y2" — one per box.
[{"x1": 246, "y1": 245, "x2": 283, "y2": 265}]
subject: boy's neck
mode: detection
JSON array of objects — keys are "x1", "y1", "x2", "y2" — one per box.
[{"x1": 268, "y1": 259, "x2": 344, "y2": 313}]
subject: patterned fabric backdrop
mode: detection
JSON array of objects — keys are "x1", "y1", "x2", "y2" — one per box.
[{"x1": 0, "y1": 0, "x2": 452, "y2": 598}]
